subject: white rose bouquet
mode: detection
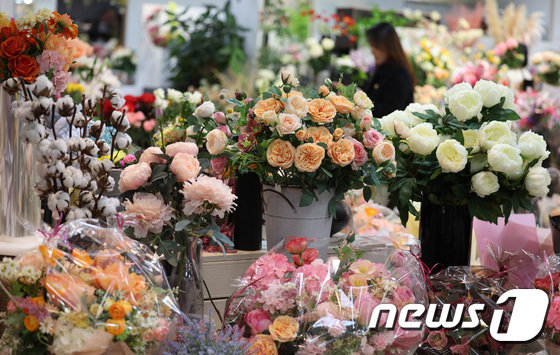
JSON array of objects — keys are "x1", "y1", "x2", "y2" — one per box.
[{"x1": 384, "y1": 80, "x2": 552, "y2": 224}]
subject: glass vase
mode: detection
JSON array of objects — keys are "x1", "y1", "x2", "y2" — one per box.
[
  {"x1": 167, "y1": 236, "x2": 204, "y2": 318},
  {"x1": 419, "y1": 202, "x2": 472, "y2": 270}
]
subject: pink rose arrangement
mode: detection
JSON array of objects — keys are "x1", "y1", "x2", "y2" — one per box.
[
  {"x1": 120, "y1": 145, "x2": 237, "y2": 266},
  {"x1": 225, "y1": 235, "x2": 427, "y2": 354},
  {"x1": 489, "y1": 38, "x2": 525, "y2": 69}
]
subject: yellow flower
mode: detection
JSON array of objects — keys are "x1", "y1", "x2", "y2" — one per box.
[
  {"x1": 90, "y1": 303, "x2": 101, "y2": 317},
  {"x1": 109, "y1": 300, "x2": 132, "y2": 320},
  {"x1": 226, "y1": 107, "x2": 234, "y2": 114},
  {"x1": 69, "y1": 312, "x2": 90, "y2": 328},
  {"x1": 103, "y1": 298, "x2": 115, "y2": 311},
  {"x1": 66, "y1": 82, "x2": 85, "y2": 95},
  {"x1": 268, "y1": 316, "x2": 299, "y2": 343}
]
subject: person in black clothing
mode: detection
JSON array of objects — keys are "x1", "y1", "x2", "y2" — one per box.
[{"x1": 362, "y1": 23, "x2": 415, "y2": 118}]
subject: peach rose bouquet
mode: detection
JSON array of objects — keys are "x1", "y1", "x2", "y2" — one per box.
[
  {"x1": 224, "y1": 234, "x2": 428, "y2": 354},
  {"x1": 225, "y1": 74, "x2": 396, "y2": 211},
  {"x1": 0, "y1": 219, "x2": 178, "y2": 354}
]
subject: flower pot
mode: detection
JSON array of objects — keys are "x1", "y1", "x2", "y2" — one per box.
[
  {"x1": 419, "y1": 202, "x2": 472, "y2": 270},
  {"x1": 0, "y1": 89, "x2": 41, "y2": 238},
  {"x1": 232, "y1": 172, "x2": 263, "y2": 251},
  {"x1": 262, "y1": 185, "x2": 333, "y2": 259}
]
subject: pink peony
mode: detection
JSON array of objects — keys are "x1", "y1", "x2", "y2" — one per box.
[
  {"x1": 369, "y1": 331, "x2": 395, "y2": 351},
  {"x1": 350, "y1": 138, "x2": 367, "y2": 170},
  {"x1": 123, "y1": 193, "x2": 174, "y2": 238},
  {"x1": 362, "y1": 128, "x2": 384, "y2": 149},
  {"x1": 505, "y1": 38, "x2": 518, "y2": 50},
  {"x1": 52, "y1": 70, "x2": 71, "y2": 95},
  {"x1": 180, "y1": 175, "x2": 236, "y2": 218},
  {"x1": 139, "y1": 147, "x2": 166, "y2": 165},
  {"x1": 165, "y1": 142, "x2": 199, "y2": 157},
  {"x1": 243, "y1": 253, "x2": 295, "y2": 288},
  {"x1": 211, "y1": 156, "x2": 228, "y2": 175},
  {"x1": 36, "y1": 50, "x2": 65, "y2": 73},
  {"x1": 245, "y1": 309, "x2": 273, "y2": 335},
  {"x1": 143, "y1": 119, "x2": 157, "y2": 132},
  {"x1": 493, "y1": 42, "x2": 507, "y2": 57},
  {"x1": 212, "y1": 111, "x2": 226, "y2": 124},
  {"x1": 170, "y1": 153, "x2": 201, "y2": 182},
  {"x1": 128, "y1": 111, "x2": 146, "y2": 127},
  {"x1": 353, "y1": 292, "x2": 381, "y2": 326},
  {"x1": 118, "y1": 162, "x2": 152, "y2": 192},
  {"x1": 392, "y1": 286, "x2": 415, "y2": 306}
]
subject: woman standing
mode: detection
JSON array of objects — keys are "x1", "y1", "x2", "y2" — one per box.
[{"x1": 363, "y1": 22, "x2": 415, "y2": 117}]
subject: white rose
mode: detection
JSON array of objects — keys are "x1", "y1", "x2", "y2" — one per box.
[
  {"x1": 471, "y1": 171, "x2": 500, "y2": 197},
  {"x1": 525, "y1": 166, "x2": 551, "y2": 197},
  {"x1": 187, "y1": 91, "x2": 203, "y2": 105},
  {"x1": 276, "y1": 113, "x2": 302, "y2": 136},
  {"x1": 321, "y1": 37, "x2": 335, "y2": 51},
  {"x1": 462, "y1": 129, "x2": 480, "y2": 153},
  {"x1": 518, "y1": 131, "x2": 549, "y2": 160},
  {"x1": 497, "y1": 84, "x2": 517, "y2": 111},
  {"x1": 353, "y1": 90, "x2": 374, "y2": 110},
  {"x1": 436, "y1": 139, "x2": 468, "y2": 173},
  {"x1": 444, "y1": 82, "x2": 472, "y2": 102},
  {"x1": 487, "y1": 143, "x2": 523, "y2": 177},
  {"x1": 404, "y1": 103, "x2": 439, "y2": 126},
  {"x1": 478, "y1": 121, "x2": 515, "y2": 151},
  {"x1": 448, "y1": 89, "x2": 483, "y2": 122},
  {"x1": 285, "y1": 95, "x2": 308, "y2": 118},
  {"x1": 167, "y1": 88, "x2": 184, "y2": 102},
  {"x1": 205, "y1": 128, "x2": 228, "y2": 155},
  {"x1": 407, "y1": 122, "x2": 440, "y2": 155},
  {"x1": 309, "y1": 43, "x2": 324, "y2": 58},
  {"x1": 381, "y1": 110, "x2": 410, "y2": 137},
  {"x1": 194, "y1": 101, "x2": 215, "y2": 118},
  {"x1": 393, "y1": 119, "x2": 410, "y2": 138},
  {"x1": 262, "y1": 110, "x2": 277, "y2": 126},
  {"x1": 351, "y1": 106, "x2": 373, "y2": 121},
  {"x1": 474, "y1": 80, "x2": 501, "y2": 107}
]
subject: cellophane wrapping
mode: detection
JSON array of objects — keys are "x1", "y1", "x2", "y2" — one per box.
[
  {"x1": 534, "y1": 254, "x2": 560, "y2": 345},
  {"x1": 224, "y1": 233, "x2": 428, "y2": 354},
  {"x1": 0, "y1": 219, "x2": 179, "y2": 355}
]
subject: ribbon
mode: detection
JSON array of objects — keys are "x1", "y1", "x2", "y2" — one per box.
[
  {"x1": 38, "y1": 212, "x2": 73, "y2": 251},
  {"x1": 409, "y1": 245, "x2": 438, "y2": 293}
]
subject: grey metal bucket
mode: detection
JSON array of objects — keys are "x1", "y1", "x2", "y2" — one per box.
[{"x1": 262, "y1": 185, "x2": 333, "y2": 259}]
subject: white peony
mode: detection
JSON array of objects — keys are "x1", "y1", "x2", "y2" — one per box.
[
  {"x1": 353, "y1": 90, "x2": 374, "y2": 110},
  {"x1": 448, "y1": 89, "x2": 483, "y2": 122},
  {"x1": 518, "y1": 131, "x2": 549, "y2": 160},
  {"x1": 321, "y1": 37, "x2": 335, "y2": 51},
  {"x1": 462, "y1": 129, "x2": 480, "y2": 153},
  {"x1": 497, "y1": 84, "x2": 517, "y2": 111},
  {"x1": 478, "y1": 121, "x2": 515, "y2": 151},
  {"x1": 525, "y1": 166, "x2": 551, "y2": 197},
  {"x1": 380, "y1": 110, "x2": 409, "y2": 137},
  {"x1": 473, "y1": 80, "x2": 501, "y2": 107},
  {"x1": 406, "y1": 122, "x2": 440, "y2": 155},
  {"x1": 194, "y1": 101, "x2": 215, "y2": 118},
  {"x1": 471, "y1": 171, "x2": 500, "y2": 197},
  {"x1": 309, "y1": 43, "x2": 324, "y2": 58},
  {"x1": 436, "y1": 139, "x2": 468, "y2": 173},
  {"x1": 487, "y1": 143, "x2": 523, "y2": 177},
  {"x1": 404, "y1": 103, "x2": 439, "y2": 126},
  {"x1": 444, "y1": 82, "x2": 472, "y2": 102}
]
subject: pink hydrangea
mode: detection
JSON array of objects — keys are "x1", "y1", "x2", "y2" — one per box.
[
  {"x1": 547, "y1": 295, "x2": 560, "y2": 330},
  {"x1": 243, "y1": 253, "x2": 295, "y2": 289},
  {"x1": 52, "y1": 70, "x2": 71, "y2": 96},
  {"x1": 292, "y1": 260, "x2": 334, "y2": 301},
  {"x1": 258, "y1": 281, "x2": 297, "y2": 313},
  {"x1": 369, "y1": 331, "x2": 395, "y2": 351},
  {"x1": 36, "y1": 50, "x2": 65, "y2": 73}
]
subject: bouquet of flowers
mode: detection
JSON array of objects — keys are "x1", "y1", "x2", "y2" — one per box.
[
  {"x1": 144, "y1": 4, "x2": 182, "y2": 47},
  {"x1": 535, "y1": 254, "x2": 560, "y2": 344},
  {"x1": 515, "y1": 89, "x2": 560, "y2": 132},
  {"x1": 225, "y1": 75, "x2": 396, "y2": 211},
  {"x1": 530, "y1": 51, "x2": 560, "y2": 86},
  {"x1": 224, "y1": 234, "x2": 428, "y2": 354},
  {"x1": 381, "y1": 81, "x2": 551, "y2": 225},
  {"x1": 71, "y1": 55, "x2": 121, "y2": 98},
  {"x1": 0, "y1": 9, "x2": 78, "y2": 94},
  {"x1": 451, "y1": 60, "x2": 499, "y2": 86},
  {"x1": 0, "y1": 219, "x2": 178, "y2": 354},
  {"x1": 305, "y1": 37, "x2": 335, "y2": 78},
  {"x1": 410, "y1": 38, "x2": 454, "y2": 88},
  {"x1": 491, "y1": 38, "x2": 525, "y2": 69},
  {"x1": 109, "y1": 47, "x2": 137, "y2": 83}
]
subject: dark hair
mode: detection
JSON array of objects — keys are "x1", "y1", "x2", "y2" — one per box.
[{"x1": 366, "y1": 22, "x2": 416, "y2": 85}]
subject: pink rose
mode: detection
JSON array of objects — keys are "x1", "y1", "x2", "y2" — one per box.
[
  {"x1": 206, "y1": 128, "x2": 228, "y2": 155},
  {"x1": 128, "y1": 111, "x2": 146, "y2": 127},
  {"x1": 141, "y1": 329, "x2": 154, "y2": 342},
  {"x1": 390, "y1": 251, "x2": 407, "y2": 267},
  {"x1": 427, "y1": 330, "x2": 448, "y2": 351},
  {"x1": 392, "y1": 286, "x2": 415, "y2": 306},
  {"x1": 211, "y1": 156, "x2": 228, "y2": 175},
  {"x1": 505, "y1": 38, "x2": 518, "y2": 50},
  {"x1": 392, "y1": 323, "x2": 423, "y2": 350},
  {"x1": 372, "y1": 141, "x2": 395, "y2": 164},
  {"x1": 360, "y1": 116, "x2": 373, "y2": 131},
  {"x1": 139, "y1": 147, "x2": 166, "y2": 165},
  {"x1": 353, "y1": 293, "x2": 382, "y2": 326},
  {"x1": 142, "y1": 119, "x2": 157, "y2": 132},
  {"x1": 153, "y1": 319, "x2": 169, "y2": 341},
  {"x1": 122, "y1": 154, "x2": 136, "y2": 164},
  {"x1": 17, "y1": 249, "x2": 46, "y2": 270},
  {"x1": 170, "y1": 153, "x2": 201, "y2": 182},
  {"x1": 245, "y1": 309, "x2": 272, "y2": 335},
  {"x1": 285, "y1": 237, "x2": 308, "y2": 254},
  {"x1": 292, "y1": 248, "x2": 319, "y2": 266},
  {"x1": 493, "y1": 42, "x2": 507, "y2": 56},
  {"x1": 217, "y1": 124, "x2": 232, "y2": 138},
  {"x1": 6, "y1": 300, "x2": 16, "y2": 312},
  {"x1": 118, "y1": 162, "x2": 152, "y2": 192},
  {"x1": 165, "y1": 142, "x2": 199, "y2": 157},
  {"x1": 362, "y1": 129, "x2": 384, "y2": 149},
  {"x1": 350, "y1": 138, "x2": 367, "y2": 170},
  {"x1": 212, "y1": 111, "x2": 226, "y2": 124}
]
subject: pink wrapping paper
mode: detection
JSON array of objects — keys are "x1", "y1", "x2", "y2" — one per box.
[{"x1": 473, "y1": 214, "x2": 554, "y2": 288}]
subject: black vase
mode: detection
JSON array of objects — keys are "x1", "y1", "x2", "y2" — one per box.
[
  {"x1": 550, "y1": 215, "x2": 560, "y2": 254},
  {"x1": 419, "y1": 202, "x2": 472, "y2": 270},
  {"x1": 233, "y1": 172, "x2": 263, "y2": 250}
]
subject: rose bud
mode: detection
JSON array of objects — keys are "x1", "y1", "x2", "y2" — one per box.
[{"x1": 285, "y1": 237, "x2": 308, "y2": 254}]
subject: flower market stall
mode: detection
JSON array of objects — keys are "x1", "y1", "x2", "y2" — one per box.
[{"x1": 2, "y1": 0, "x2": 560, "y2": 354}]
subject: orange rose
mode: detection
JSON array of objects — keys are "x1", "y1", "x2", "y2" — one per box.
[
  {"x1": 247, "y1": 334, "x2": 278, "y2": 355},
  {"x1": 306, "y1": 126, "x2": 333, "y2": 145},
  {"x1": 308, "y1": 99, "x2": 337, "y2": 124},
  {"x1": 266, "y1": 139, "x2": 296, "y2": 169},
  {"x1": 44, "y1": 35, "x2": 73, "y2": 70},
  {"x1": 0, "y1": 35, "x2": 28, "y2": 60},
  {"x1": 373, "y1": 141, "x2": 396, "y2": 164},
  {"x1": 333, "y1": 128, "x2": 344, "y2": 140},
  {"x1": 24, "y1": 315, "x2": 39, "y2": 332},
  {"x1": 328, "y1": 95, "x2": 354, "y2": 114},
  {"x1": 253, "y1": 98, "x2": 283, "y2": 118},
  {"x1": 39, "y1": 245, "x2": 65, "y2": 266},
  {"x1": 294, "y1": 143, "x2": 325, "y2": 172},
  {"x1": 109, "y1": 300, "x2": 132, "y2": 319},
  {"x1": 46, "y1": 272, "x2": 95, "y2": 310},
  {"x1": 92, "y1": 261, "x2": 147, "y2": 303},
  {"x1": 295, "y1": 129, "x2": 307, "y2": 141},
  {"x1": 328, "y1": 139, "x2": 355, "y2": 167},
  {"x1": 318, "y1": 85, "x2": 330, "y2": 97},
  {"x1": 72, "y1": 248, "x2": 93, "y2": 268},
  {"x1": 268, "y1": 316, "x2": 299, "y2": 343},
  {"x1": 8, "y1": 55, "x2": 39, "y2": 83},
  {"x1": 106, "y1": 318, "x2": 126, "y2": 336}
]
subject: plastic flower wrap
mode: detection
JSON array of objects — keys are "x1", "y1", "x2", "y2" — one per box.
[
  {"x1": 534, "y1": 254, "x2": 560, "y2": 344},
  {"x1": 0, "y1": 219, "x2": 179, "y2": 354},
  {"x1": 224, "y1": 234, "x2": 428, "y2": 354}
]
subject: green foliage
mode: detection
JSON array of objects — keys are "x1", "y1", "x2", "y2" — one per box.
[
  {"x1": 352, "y1": 6, "x2": 417, "y2": 39},
  {"x1": 167, "y1": 1, "x2": 247, "y2": 90}
]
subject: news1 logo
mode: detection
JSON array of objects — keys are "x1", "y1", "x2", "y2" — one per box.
[{"x1": 369, "y1": 289, "x2": 549, "y2": 341}]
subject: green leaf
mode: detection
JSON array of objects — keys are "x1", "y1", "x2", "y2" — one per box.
[
  {"x1": 300, "y1": 189, "x2": 315, "y2": 207},
  {"x1": 328, "y1": 197, "x2": 337, "y2": 218},
  {"x1": 429, "y1": 168, "x2": 442, "y2": 180},
  {"x1": 321, "y1": 167, "x2": 333, "y2": 178},
  {"x1": 363, "y1": 186, "x2": 372, "y2": 201},
  {"x1": 269, "y1": 86, "x2": 282, "y2": 97},
  {"x1": 175, "y1": 219, "x2": 191, "y2": 232},
  {"x1": 158, "y1": 240, "x2": 180, "y2": 266},
  {"x1": 226, "y1": 98, "x2": 243, "y2": 107}
]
